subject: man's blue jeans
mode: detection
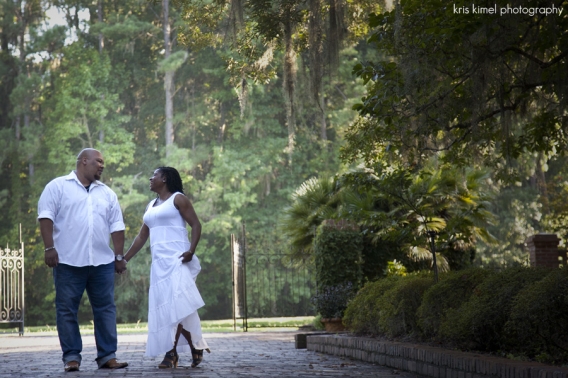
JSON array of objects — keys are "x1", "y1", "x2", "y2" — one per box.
[{"x1": 53, "y1": 262, "x2": 117, "y2": 367}]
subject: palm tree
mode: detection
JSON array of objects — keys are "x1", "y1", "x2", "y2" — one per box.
[
  {"x1": 280, "y1": 160, "x2": 496, "y2": 277},
  {"x1": 354, "y1": 163, "x2": 496, "y2": 278},
  {"x1": 279, "y1": 176, "x2": 339, "y2": 260}
]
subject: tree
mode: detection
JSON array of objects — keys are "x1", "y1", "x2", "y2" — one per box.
[
  {"x1": 347, "y1": 163, "x2": 495, "y2": 274},
  {"x1": 343, "y1": 0, "x2": 568, "y2": 174},
  {"x1": 0, "y1": 0, "x2": 377, "y2": 325},
  {"x1": 282, "y1": 160, "x2": 496, "y2": 276}
]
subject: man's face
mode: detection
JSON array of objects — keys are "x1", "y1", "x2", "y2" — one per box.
[{"x1": 86, "y1": 151, "x2": 105, "y2": 182}]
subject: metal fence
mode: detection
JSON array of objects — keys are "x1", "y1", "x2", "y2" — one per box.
[
  {"x1": 231, "y1": 227, "x2": 316, "y2": 331},
  {"x1": 0, "y1": 232, "x2": 25, "y2": 335},
  {"x1": 245, "y1": 253, "x2": 315, "y2": 319}
]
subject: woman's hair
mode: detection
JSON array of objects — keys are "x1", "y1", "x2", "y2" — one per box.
[{"x1": 157, "y1": 166, "x2": 184, "y2": 194}]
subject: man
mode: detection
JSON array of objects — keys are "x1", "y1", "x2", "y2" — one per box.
[{"x1": 38, "y1": 148, "x2": 129, "y2": 372}]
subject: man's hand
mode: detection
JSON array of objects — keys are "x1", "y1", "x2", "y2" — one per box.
[
  {"x1": 45, "y1": 249, "x2": 59, "y2": 268},
  {"x1": 179, "y1": 251, "x2": 194, "y2": 263},
  {"x1": 115, "y1": 260, "x2": 127, "y2": 274}
]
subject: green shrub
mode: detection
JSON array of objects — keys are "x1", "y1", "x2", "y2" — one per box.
[
  {"x1": 418, "y1": 267, "x2": 493, "y2": 339},
  {"x1": 377, "y1": 275, "x2": 435, "y2": 337},
  {"x1": 313, "y1": 314, "x2": 325, "y2": 330},
  {"x1": 314, "y1": 222, "x2": 363, "y2": 290},
  {"x1": 361, "y1": 238, "x2": 400, "y2": 281},
  {"x1": 505, "y1": 267, "x2": 568, "y2": 363},
  {"x1": 343, "y1": 276, "x2": 401, "y2": 334},
  {"x1": 440, "y1": 266, "x2": 548, "y2": 351},
  {"x1": 311, "y1": 282, "x2": 355, "y2": 318}
]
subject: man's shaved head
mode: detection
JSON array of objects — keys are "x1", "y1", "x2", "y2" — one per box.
[
  {"x1": 75, "y1": 148, "x2": 104, "y2": 184},
  {"x1": 76, "y1": 148, "x2": 100, "y2": 165}
]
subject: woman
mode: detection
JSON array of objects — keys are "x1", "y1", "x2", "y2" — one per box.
[{"x1": 124, "y1": 167, "x2": 210, "y2": 368}]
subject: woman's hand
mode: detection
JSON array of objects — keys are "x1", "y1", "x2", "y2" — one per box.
[{"x1": 179, "y1": 250, "x2": 194, "y2": 263}]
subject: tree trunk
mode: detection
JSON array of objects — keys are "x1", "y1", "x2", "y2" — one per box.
[
  {"x1": 319, "y1": 91, "x2": 327, "y2": 141},
  {"x1": 98, "y1": 0, "x2": 105, "y2": 143},
  {"x1": 309, "y1": 0, "x2": 326, "y2": 141},
  {"x1": 190, "y1": 87, "x2": 196, "y2": 151},
  {"x1": 283, "y1": 19, "x2": 296, "y2": 163},
  {"x1": 98, "y1": 0, "x2": 104, "y2": 53},
  {"x1": 218, "y1": 102, "x2": 225, "y2": 146},
  {"x1": 163, "y1": 0, "x2": 174, "y2": 155},
  {"x1": 535, "y1": 154, "x2": 549, "y2": 214}
]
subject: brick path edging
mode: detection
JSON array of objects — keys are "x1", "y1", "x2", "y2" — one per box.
[{"x1": 306, "y1": 334, "x2": 568, "y2": 378}]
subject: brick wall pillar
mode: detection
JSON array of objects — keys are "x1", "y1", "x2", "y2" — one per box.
[{"x1": 525, "y1": 233, "x2": 560, "y2": 268}]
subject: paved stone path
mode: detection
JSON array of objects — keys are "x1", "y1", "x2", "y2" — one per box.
[{"x1": 0, "y1": 331, "x2": 423, "y2": 377}]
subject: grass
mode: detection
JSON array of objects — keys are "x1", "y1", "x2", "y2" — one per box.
[{"x1": 0, "y1": 316, "x2": 316, "y2": 335}]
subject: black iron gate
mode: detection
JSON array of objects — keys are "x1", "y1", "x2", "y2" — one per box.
[
  {"x1": 0, "y1": 226, "x2": 25, "y2": 335},
  {"x1": 245, "y1": 253, "x2": 315, "y2": 319},
  {"x1": 231, "y1": 224, "x2": 316, "y2": 331}
]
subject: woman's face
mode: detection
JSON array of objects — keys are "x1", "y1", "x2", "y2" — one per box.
[{"x1": 149, "y1": 169, "x2": 165, "y2": 192}]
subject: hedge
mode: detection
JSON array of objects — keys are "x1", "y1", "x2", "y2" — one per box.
[
  {"x1": 377, "y1": 275, "x2": 434, "y2": 337},
  {"x1": 313, "y1": 221, "x2": 363, "y2": 291},
  {"x1": 343, "y1": 276, "x2": 401, "y2": 334},
  {"x1": 505, "y1": 267, "x2": 568, "y2": 363},
  {"x1": 344, "y1": 266, "x2": 568, "y2": 364},
  {"x1": 418, "y1": 267, "x2": 493, "y2": 339},
  {"x1": 439, "y1": 266, "x2": 549, "y2": 351}
]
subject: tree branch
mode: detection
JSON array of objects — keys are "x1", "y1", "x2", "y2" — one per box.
[{"x1": 505, "y1": 47, "x2": 568, "y2": 69}]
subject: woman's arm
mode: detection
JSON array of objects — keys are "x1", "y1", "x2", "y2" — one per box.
[
  {"x1": 174, "y1": 194, "x2": 202, "y2": 263},
  {"x1": 124, "y1": 223, "x2": 150, "y2": 263}
]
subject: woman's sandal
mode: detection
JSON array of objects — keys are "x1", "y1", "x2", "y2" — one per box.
[
  {"x1": 178, "y1": 325, "x2": 211, "y2": 367},
  {"x1": 180, "y1": 327, "x2": 210, "y2": 368},
  {"x1": 158, "y1": 349, "x2": 178, "y2": 369},
  {"x1": 190, "y1": 346, "x2": 211, "y2": 367}
]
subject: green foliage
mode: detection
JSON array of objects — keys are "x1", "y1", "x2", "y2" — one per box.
[
  {"x1": 342, "y1": 276, "x2": 401, "y2": 334},
  {"x1": 474, "y1": 187, "x2": 541, "y2": 268},
  {"x1": 505, "y1": 268, "x2": 568, "y2": 363},
  {"x1": 341, "y1": 161, "x2": 496, "y2": 273},
  {"x1": 418, "y1": 267, "x2": 493, "y2": 339},
  {"x1": 344, "y1": 266, "x2": 568, "y2": 364},
  {"x1": 280, "y1": 176, "x2": 339, "y2": 260},
  {"x1": 344, "y1": 0, "x2": 568, "y2": 174},
  {"x1": 283, "y1": 160, "x2": 495, "y2": 279},
  {"x1": 312, "y1": 314, "x2": 325, "y2": 330},
  {"x1": 440, "y1": 266, "x2": 548, "y2": 351},
  {"x1": 46, "y1": 45, "x2": 134, "y2": 169},
  {"x1": 385, "y1": 260, "x2": 407, "y2": 277},
  {"x1": 376, "y1": 275, "x2": 434, "y2": 338},
  {"x1": 1, "y1": 0, "x2": 371, "y2": 325},
  {"x1": 361, "y1": 239, "x2": 400, "y2": 281},
  {"x1": 314, "y1": 222, "x2": 363, "y2": 291},
  {"x1": 3, "y1": 0, "x2": 563, "y2": 331},
  {"x1": 157, "y1": 50, "x2": 189, "y2": 73},
  {"x1": 311, "y1": 282, "x2": 355, "y2": 319}
]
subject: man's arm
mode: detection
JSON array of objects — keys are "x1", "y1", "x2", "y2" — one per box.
[
  {"x1": 39, "y1": 218, "x2": 59, "y2": 268},
  {"x1": 111, "y1": 230, "x2": 126, "y2": 274}
]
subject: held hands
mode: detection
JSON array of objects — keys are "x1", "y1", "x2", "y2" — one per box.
[
  {"x1": 115, "y1": 260, "x2": 127, "y2": 274},
  {"x1": 179, "y1": 250, "x2": 194, "y2": 263},
  {"x1": 44, "y1": 249, "x2": 59, "y2": 268}
]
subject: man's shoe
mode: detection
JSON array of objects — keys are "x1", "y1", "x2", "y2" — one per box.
[
  {"x1": 99, "y1": 358, "x2": 128, "y2": 369},
  {"x1": 64, "y1": 361, "x2": 80, "y2": 372}
]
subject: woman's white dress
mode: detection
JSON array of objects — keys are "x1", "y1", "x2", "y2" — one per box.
[{"x1": 143, "y1": 192, "x2": 209, "y2": 357}]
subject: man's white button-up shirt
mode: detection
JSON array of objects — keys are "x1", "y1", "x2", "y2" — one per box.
[{"x1": 37, "y1": 171, "x2": 125, "y2": 267}]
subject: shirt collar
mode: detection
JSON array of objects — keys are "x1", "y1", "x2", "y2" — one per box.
[{"x1": 65, "y1": 171, "x2": 104, "y2": 187}]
